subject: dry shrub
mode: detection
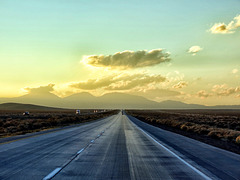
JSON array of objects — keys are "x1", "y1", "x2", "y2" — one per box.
[
  {"x1": 128, "y1": 110, "x2": 240, "y2": 145},
  {"x1": 236, "y1": 136, "x2": 240, "y2": 144},
  {"x1": 0, "y1": 110, "x2": 118, "y2": 137},
  {"x1": 180, "y1": 124, "x2": 188, "y2": 131}
]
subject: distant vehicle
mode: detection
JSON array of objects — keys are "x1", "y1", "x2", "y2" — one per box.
[
  {"x1": 23, "y1": 111, "x2": 30, "y2": 116},
  {"x1": 76, "y1": 109, "x2": 81, "y2": 115}
]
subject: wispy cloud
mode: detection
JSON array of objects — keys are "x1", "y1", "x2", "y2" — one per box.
[
  {"x1": 172, "y1": 81, "x2": 188, "y2": 89},
  {"x1": 209, "y1": 15, "x2": 240, "y2": 34},
  {"x1": 70, "y1": 76, "x2": 115, "y2": 90},
  {"x1": 197, "y1": 90, "x2": 212, "y2": 98},
  {"x1": 188, "y1": 46, "x2": 203, "y2": 56},
  {"x1": 24, "y1": 84, "x2": 55, "y2": 94},
  {"x1": 106, "y1": 75, "x2": 166, "y2": 90},
  {"x1": 196, "y1": 84, "x2": 240, "y2": 99},
  {"x1": 212, "y1": 85, "x2": 240, "y2": 96},
  {"x1": 81, "y1": 49, "x2": 170, "y2": 69},
  {"x1": 70, "y1": 73, "x2": 166, "y2": 91}
]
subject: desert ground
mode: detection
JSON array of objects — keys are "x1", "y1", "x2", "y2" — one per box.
[{"x1": 0, "y1": 109, "x2": 117, "y2": 138}]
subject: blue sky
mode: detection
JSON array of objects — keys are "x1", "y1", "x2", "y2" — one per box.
[{"x1": 0, "y1": 0, "x2": 240, "y2": 105}]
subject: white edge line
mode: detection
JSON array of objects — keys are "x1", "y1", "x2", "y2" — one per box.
[
  {"x1": 129, "y1": 118, "x2": 212, "y2": 180},
  {"x1": 77, "y1": 148, "x2": 85, "y2": 154},
  {"x1": 43, "y1": 167, "x2": 62, "y2": 180}
]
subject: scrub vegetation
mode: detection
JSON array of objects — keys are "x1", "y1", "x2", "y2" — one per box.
[
  {"x1": 0, "y1": 110, "x2": 118, "y2": 138},
  {"x1": 127, "y1": 110, "x2": 240, "y2": 154}
]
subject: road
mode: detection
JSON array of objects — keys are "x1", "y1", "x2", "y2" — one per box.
[{"x1": 0, "y1": 112, "x2": 239, "y2": 180}]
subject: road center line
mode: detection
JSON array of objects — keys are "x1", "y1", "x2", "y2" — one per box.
[
  {"x1": 127, "y1": 116, "x2": 213, "y2": 180},
  {"x1": 42, "y1": 114, "x2": 121, "y2": 180}
]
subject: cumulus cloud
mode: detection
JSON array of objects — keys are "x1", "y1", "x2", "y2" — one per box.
[
  {"x1": 209, "y1": 15, "x2": 240, "y2": 34},
  {"x1": 106, "y1": 74, "x2": 166, "y2": 90},
  {"x1": 216, "y1": 87, "x2": 240, "y2": 96},
  {"x1": 188, "y1": 46, "x2": 203, "y2": 56},
  {"x1": 212, "y1": 84, "x2": 227, "y2": 92},
  {"x1": 172, "y1": 81, "x2": 188, "y2": 89},
  {"x1": 70, "y1": 76, "x2": 115, "y2": 90},
  {"x1": 24, "y1": 84, "x2": 55, "y2": 94},
  {"x1": 70, "y1": 73, "x2": 166, "y2": 91},
  {"x1": 232, "y1": 68, "x2": 238, "y2": 74},
  {"x1": 196, "y1": 85, "x2": 240, "y2": 99},
  {"x1": 81, "y1": 49, "x2": 171, "y2": 69},
  {"x1": 212, "y1": 84, "x2": 240, "y2": 96},
  {"x1": 197, "y1": 90, "x2": 211, "y2": 98}
]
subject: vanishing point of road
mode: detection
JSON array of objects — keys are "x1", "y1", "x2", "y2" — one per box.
[{"x1": 0, "y1": 112, "x2": 239, "y2": 180}]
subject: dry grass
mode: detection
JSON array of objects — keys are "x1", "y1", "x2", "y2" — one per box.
[
  {"x1": 0, "y1": 110, "x2": 118, "y2": 138},
  {"x1": 127, "y1": 110, "x2": 240, "y2": 153},
  {"x1": 236, "y1": 136, "x2": 240, "y2": 144}
]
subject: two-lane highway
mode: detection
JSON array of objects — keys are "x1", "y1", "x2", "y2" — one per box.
[{"x1": 0, "y1": 112, "x2": 240, "y2": 179}]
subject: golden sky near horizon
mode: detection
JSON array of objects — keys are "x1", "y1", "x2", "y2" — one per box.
[{"x1": 0, "y1": 0, "x2": 240, "y2": 105}]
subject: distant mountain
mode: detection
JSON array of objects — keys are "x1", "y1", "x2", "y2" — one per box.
[
  {"x1": 64, "y1": 92, "x2": 97, "y2": 109},
  {"x1": 0, "y1": 103, "x2": 68, "y2": 111},
  {"x1": 210, "y1": 105, "x2": 240, "y2": 109},
  {"x1": 158, "y1": 100, "x2": 206, "y2": 109},
  {"x1": 97, "y1": 92, "x2": 160, "y2": 109},
  {"x1": 0, "y1": 91, "x2": 240, "y2": 109},
  {"x1": 63, "y1": 92, "x2": 159, "y2": 109},
  {"x1": 0, "y1": 91, "x2": 63, "y2": 108}
]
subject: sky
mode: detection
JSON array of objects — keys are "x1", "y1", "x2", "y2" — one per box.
[{"x1": 0, "y1": 0, "x2": 240, "y2": 105}]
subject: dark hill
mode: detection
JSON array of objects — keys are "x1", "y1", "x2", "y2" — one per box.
[{"x1": 0, "y1": 103, "x2": 69, "y2": 111}]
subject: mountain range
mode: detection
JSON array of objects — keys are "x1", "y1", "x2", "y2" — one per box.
[{"x1": 0, "y1": 92, "x2": 240, "y2": 109}]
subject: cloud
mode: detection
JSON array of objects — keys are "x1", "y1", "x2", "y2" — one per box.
[
  {"x1": 209, "y1": 15, "x2": 240, "y2": 34},
  {"x1": 212, "y1": 84, "x2": 240, "y2": 96},
  {"x1": 196, "y1": 85, "x2": 240, "y2": 99},
  {"x1": 172, "y1": 81, "x2": 188, "y2": 89},
  {"x1": 188, "y1": 46, "x2": 202, "y2": 56},
  {"x1": 216, "y1": 87, "x2": 240, "y2": 96},
  {"x1": 212, "y1": 84, "x2": 227, "y2": 92},
  {"x1": 24, "y1": 84, "x2": 55, "y2": 94},
  {"x1": 70, "y1": 73, "x2": 166, "y2": 91},
  {"x1": 106, "y1": 74, "x2": 166, "y2": 90},
  {"x1": 70, "y1": 76, "x2": 116, "y2": 90},
  {"x1": 232, "y1": 68, "x2": 238, "y2": 74},
  {"x1": 197, "y1": 90, "x2": 211, "y2": 98},
  {"x1": 81, "y1": 49, "x2": 171, "y2": 69}
]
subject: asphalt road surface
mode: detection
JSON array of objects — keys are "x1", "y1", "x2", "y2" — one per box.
[{"x1": 0, "y1": 112, "x2": 239, "y2": 180}]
